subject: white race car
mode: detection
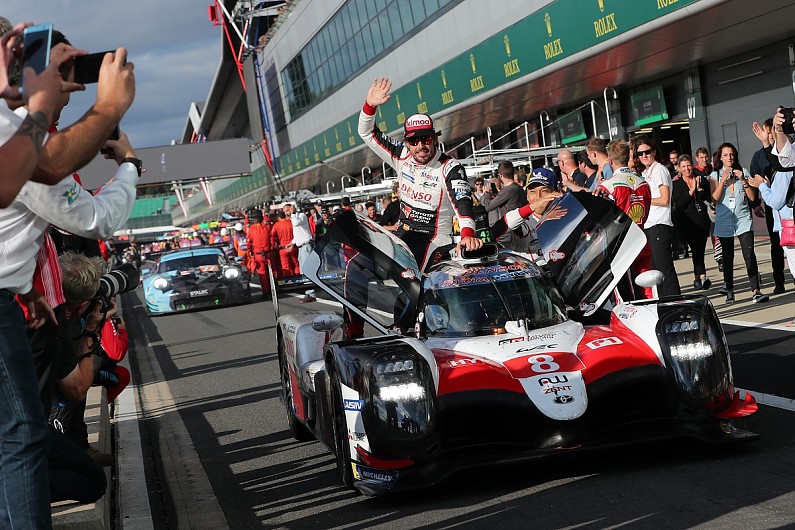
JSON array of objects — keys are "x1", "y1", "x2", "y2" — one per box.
[{"x1": 273, "y1": 192, "x2": 758, "y2": 495}]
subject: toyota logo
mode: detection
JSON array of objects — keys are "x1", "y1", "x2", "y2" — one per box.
[{"x1": 553, "y1": 395, "x2": 574, "y2": 404}]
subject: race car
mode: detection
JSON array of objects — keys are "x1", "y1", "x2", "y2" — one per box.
[
  {"x1": 142, "y1": 247, "x2": 251, "y2": 315},
  {"x1": 273, "y1": 193, "x2": 758, "y2": 496}
]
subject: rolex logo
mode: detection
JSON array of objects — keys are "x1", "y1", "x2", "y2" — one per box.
[
  {"x1": 598, "y1": 0, "x2": 604, "y2": 11},
  {"x1": 545, "y1": 13, "x2": 552, "y2": 37}
]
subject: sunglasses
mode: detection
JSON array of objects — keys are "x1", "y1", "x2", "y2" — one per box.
[
  {"x1": 637, "y1": 148, "x2": 654, "y2": 157},
  {"x1": 406, "y1": 136, "x2": 434, "y2": 146}
]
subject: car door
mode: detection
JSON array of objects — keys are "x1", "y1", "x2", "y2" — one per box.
[
  {"x1": 302, "y1": 209, "x2": 422, "y2": 334},
  {"x1": 534, "y1": 192, "x2": 647, "y2": 315}
]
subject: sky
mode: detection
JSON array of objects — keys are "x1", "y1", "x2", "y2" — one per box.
[{"x1": 3, "y1": 1, "x2": 223, "y2": 148}]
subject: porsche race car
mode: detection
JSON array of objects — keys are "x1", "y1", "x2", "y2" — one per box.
[
  {"x1": 143, "y1": 247, "x2": 251, "y2": 315},
  {"x1": 273, "y1": 192, "x2": 758, "y2": 495}
]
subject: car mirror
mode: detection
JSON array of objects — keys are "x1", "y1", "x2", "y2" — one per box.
[
  {"x1": 140, "y1": 268, "x2": 152, "y2": 277},
  {"x1": 424, "y1": 305, "x2": 449, "y2": 332},
  {"x1": 312, "y1": 313, "x2": 344, "y2": 332},
  {"x1": 635, "y1": 270, "x2": 664, "y2": 288}
]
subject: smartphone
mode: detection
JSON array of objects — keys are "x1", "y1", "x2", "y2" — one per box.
[
  {"x1": 73, "y1": 50, "x2": 113, "y2": 85},
  {"x1": 19, "y1": 23, "x2": 53, "y2": 90},
  {"x1": 100, "y1": 126, "x2": 120, "y2": 155}
]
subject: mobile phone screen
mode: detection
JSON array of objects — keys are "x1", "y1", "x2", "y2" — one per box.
[
  {"x1": 21, "y1": 24, "x2": 52, "y2": 76},
  {"x1": 73, "y1": 51, "x2": 113, "y2": 85}
]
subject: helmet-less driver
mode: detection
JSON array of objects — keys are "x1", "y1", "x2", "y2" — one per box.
[{"x1": 358, "y1": 77, "x2": 483, "y2": 269}]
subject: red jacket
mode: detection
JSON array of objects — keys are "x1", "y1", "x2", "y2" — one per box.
[
  {"x1": 247, "y1": 222, "x2": 272, "y2": 253},
  {"x1": 270, "y1": 219, "x2": 294, "y2": 249}
]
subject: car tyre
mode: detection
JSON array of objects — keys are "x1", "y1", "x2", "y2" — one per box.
[
  {"x1": 329, "y1": 368, "x2": 354, "y2": 489},
  {"x1": 278, "y1": 332, "x2": 313, "y2": 441}
]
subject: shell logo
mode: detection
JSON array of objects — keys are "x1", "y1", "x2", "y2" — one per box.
[{"x1": 628, "y1": 203, "x2": 646, "y2": 223}]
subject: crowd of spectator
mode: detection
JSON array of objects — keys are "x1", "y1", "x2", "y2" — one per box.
[{"x1": 0, "y1": 18, "x2": 138, "y2": 526}]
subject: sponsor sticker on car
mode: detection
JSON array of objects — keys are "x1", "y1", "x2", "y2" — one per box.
[
  {"x1": 343, "y1": 399, "x2": 364, "y2": 411},
  {"x1": 352, "y1": 463, "x2": 398, "y2": 485}
]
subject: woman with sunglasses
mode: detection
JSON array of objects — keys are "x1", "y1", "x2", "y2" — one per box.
[
  {"x1": 709, "y1": 142, "x2": 768, "y2": 304},
  {"x1": 635, "y1": 135, "x2": 681, "y2": 296}
]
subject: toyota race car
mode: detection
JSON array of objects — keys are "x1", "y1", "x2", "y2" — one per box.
[
  {"x1": 143, "y1": 247, "x2": 251, "y2": 315},
  {"x1": 273, "y1": 193, "x2": 758, "y2": 495}
]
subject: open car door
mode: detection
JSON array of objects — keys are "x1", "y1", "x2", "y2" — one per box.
[
  {"x1": 302, "y1": 210, "x2": 422, "y2": 334},
  {"x1": 535, "y1": 192, "x2": 647, "y2": 315}
]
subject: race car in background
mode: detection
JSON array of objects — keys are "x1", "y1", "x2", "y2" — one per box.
[
  {"x1": 272, "y1": 193, "x2": 758, "y2": 495},
  {"x1": 143, "y1": 247, "x2": 251, "y2": 315}
]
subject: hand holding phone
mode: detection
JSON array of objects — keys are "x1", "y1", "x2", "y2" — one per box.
[
  {"x1": 100, "y1": 126, "x2": 120, "y2": 155},
  {"x1": 0, "y1": 22, "x2": 29, "y2": 98},
  {"x1": 19, "y1": 24, "x2": 52, "y2": 92},
  {"x1": 73, "y1": 50, "x2": 114, "y2": 85}
]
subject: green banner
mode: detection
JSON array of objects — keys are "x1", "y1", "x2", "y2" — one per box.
[{"x1": 276, "y1": 0, "x2": 698, "y2": 176}]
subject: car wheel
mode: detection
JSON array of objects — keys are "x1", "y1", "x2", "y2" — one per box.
[
  {"x1": 329, "y1": 368, "x2": 354, "y2": 489},
  {"x1": 278, "y1": 333, "x2": 313, "y2": 441}
]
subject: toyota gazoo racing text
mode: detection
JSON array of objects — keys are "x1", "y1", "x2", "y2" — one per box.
[{"x1": 272, "y1": 193, "x2": 757, "y2": 495}]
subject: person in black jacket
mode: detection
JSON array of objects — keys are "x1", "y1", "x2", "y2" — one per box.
[{"x1": 671, "y1": 155, "x2": 713, "y2": 290}]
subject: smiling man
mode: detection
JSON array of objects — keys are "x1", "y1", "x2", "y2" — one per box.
[{"x1": 358, "y1": 77, "x2": 482, "y2": 270}]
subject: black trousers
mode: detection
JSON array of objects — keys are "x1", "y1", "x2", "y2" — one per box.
[
  {"x1": 49, "y1": 426, "x2": 106, "y2": 503},
  {"x1": 681, "y1": 225, "x2": 710, "y2": 278},
  {"x1": 765, "y1": 205, "x2": 786, "y2": 288},
  {"x1": 720, "y1": 231, "x2": 761, "y2": 292},
  {"x1": 645, "y1": 224, "x2": 681, "y2": 297}
]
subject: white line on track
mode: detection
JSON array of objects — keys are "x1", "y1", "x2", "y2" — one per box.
[
  {"x1": 737, "y1": 388, "x2": 795, "y2": 412},
  {"x1": 721, "y1": 319, "x2": 795, "y2": 332}
]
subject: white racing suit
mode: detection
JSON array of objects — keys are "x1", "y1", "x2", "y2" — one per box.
[{"x1": 358, "y1": 103, "x2": 476, "y2": 270}]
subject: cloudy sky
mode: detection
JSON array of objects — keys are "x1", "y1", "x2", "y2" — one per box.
[{"x1": 3, "y1": 1, "x2": 223, "y2": 148}]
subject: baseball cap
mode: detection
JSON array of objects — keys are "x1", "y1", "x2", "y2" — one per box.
[
  {"x1": 403, "y1": 113, "x2": 440, "y2": 139},
  {"x1": 525, "y1": 167, "x2": 557, "y2": 190},
  {"x1": 315, "y1": 199, "x2": 323, "y2": 205}
]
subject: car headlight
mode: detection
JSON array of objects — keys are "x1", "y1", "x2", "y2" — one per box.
[
  {"x1": 367, "y1": 350, "x2": 432, "y2": 441},
  {"x1": 223, "y1": 267, "x2": 240, "y2": 279},
  {"x1": 152, "y1": 277, "x2": 169, "y2": 290},
  {"x1": 657, "y1": 304, "x2": 732, "y2": 402}
]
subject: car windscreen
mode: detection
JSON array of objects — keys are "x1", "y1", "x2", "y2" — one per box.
[
  {"x1": 158, "y1": 253, "x2": 223, "y2": 273},
  {"x1": 422, "y1": 268, "x2": 567, "y2": 337}
]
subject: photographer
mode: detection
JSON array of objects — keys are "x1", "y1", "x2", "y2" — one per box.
[
  {"x1": 48, "y1": 253, "x2": 123, "y2": 467},
  {"x1": 26, "y1": 250, "x2": 109, "y2": 504}
]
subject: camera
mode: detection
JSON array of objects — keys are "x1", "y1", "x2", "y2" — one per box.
[
  {"x1": 82, "y1": 263, "x2": 140, "y2": 318},
  {"x1": 780, "y1": 106, "x2": 795, "y2": 135},
  {"x1": 98, "y1": 263, "x2": 140, "y2": 300}
]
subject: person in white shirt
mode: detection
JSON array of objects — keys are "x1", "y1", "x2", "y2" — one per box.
[
  {"x1": 634, "y1": 135, "x2": 681, "y2": 296},
  {"x1": 285, "y1": 203, "x2": 313, "y2": 267}
]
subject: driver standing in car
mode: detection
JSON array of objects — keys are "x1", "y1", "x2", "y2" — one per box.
[{"x1": 358, "y1": 77, "x2": 482, "y2": 269}]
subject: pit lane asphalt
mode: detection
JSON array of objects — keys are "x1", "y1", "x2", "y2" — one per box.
[{"x1": 120, "y1": 238, "x2": 795, "y2": 529}]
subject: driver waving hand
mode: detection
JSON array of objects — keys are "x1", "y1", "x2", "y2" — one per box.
[{"x1": 359, "y1": 77, "x2": 482, "y2": 269}]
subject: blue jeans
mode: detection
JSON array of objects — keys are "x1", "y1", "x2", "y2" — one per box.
[{"x1": 0, "y1": 290, "x2": 51, "y2": 529}]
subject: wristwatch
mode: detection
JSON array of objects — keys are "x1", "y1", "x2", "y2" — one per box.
[{"x1": 122, "y1": 157, "x2": 143, "y2": 177}]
